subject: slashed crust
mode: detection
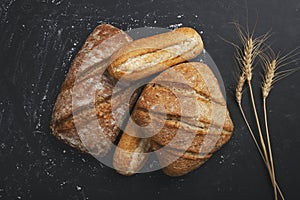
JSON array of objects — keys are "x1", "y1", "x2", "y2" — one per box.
[
  {"x1": 51, "y1": 24, "x2": 134, "y2": 156},
  {"x1": 108, "y1": 27, "x2": 204, "y2": 80},
  {"x1": 132, "y1": 62, "x2": 234, "y2": 176}
]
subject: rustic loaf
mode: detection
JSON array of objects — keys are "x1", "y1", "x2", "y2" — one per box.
[
  {"x1": 130, "y1": 62, "x2": 234, "y2": 176},
  {"x1": 50, "y1": 24, "x2": 137, "y2": 157}
]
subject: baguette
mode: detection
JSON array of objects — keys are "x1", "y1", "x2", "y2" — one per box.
[{"x1": 108, "y1": 27, "x2": 203, "y2": 80}]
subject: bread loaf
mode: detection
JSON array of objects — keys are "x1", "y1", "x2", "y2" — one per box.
[
  {"x1": 131, "y1": 62, "x2": 234, "y2": 176},
  {"x1": 50, "y1": 24, "x2": 136, "y2": 157},
  {"x1": 108, "y1": 27, "x2": 204, "y2": 81},
  {"x1": 113, "y1": 128, "x2": 150, "y2": 175}
]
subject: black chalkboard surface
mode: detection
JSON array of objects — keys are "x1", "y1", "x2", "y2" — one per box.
[{"x1": 0, "y1": 0, "x2": 299, "y2": 199}]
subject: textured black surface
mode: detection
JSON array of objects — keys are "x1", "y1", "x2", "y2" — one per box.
[{"x1": 0, "y1": 0, "x2": 300, "y2": 199}]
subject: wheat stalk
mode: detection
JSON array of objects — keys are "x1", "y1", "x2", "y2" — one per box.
[
  {"x1": 233, "y1": 23, "x2": 282, "y2": 200},
  {"x1": 261, "y1": 58, "x2": 278, "y2": 200},
  {"x1": 235, "y1": 23, "x2": 271, "y2": 173},
  {"x1": 235, "y1": 71, "x2": 285, "y2": 200},
  {"x1": 237, "y1": 99, "x2": 285, "y2": 199},
  {"x1": 227, "y1": 22, "x2": 298, "y2": 199},
  {"x1": 260, "y1": 49, "x2": 299, "y2": 200}
]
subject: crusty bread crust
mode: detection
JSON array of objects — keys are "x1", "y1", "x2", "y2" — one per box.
[
  {"x1": 108, "y1": 27, "x2": 204, "y2": 80},
  {"x1": 151, "y1": 141, "x2": 211, "y2": 177},
  {"x1": 50, "y1": 24, "x2": 134, "y2": 156},
  {"x1": 113, "y1": 129, "x2": 150, "y2": 176},
  {"x1": 131, "y1": 62, "x2": 234, "y2": 176}
]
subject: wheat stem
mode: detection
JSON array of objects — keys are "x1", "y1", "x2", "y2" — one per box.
[
  {"x1": 261, "y1": 53, "x2": 298, "y2": 200},
  {"x1": 261, "y1": 59, "x2": 278, "y2": 199},
  {"x1": 238, "y1": 104, "x2": 266, "y2": 162},
  {"x1": 238, "y1": 103, "x2": 285, "y2": 200},
  {"x1": 248, "y1": 81, "x2": 270, "y2": 167},
  {"x1": 236, "y1": 66, "x2": 281, "y2": 199},
  {"x1": 263, "y1": 98, "x2": 278, "y2": 200}
]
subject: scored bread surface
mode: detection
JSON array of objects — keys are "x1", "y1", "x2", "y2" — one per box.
[
  {"x1": 51, "y1": 24, "x2": 135, "y2": 156},
  {"x1": 108, "y1": 27, "x2": 204, "y2": 80},
  {"x1": 131, "y1": 62, "x2": 234, "y2": 176}
]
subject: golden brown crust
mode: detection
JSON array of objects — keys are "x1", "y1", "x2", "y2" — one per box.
[
  {"x1": 61, "y1": 24, "x2": 130, "y2": 90},
  {"x1": 151, "y1": 141, "x2": 212, "y2": 176},
  {"x1": 108, "y1": 27, "x2": 204, "y2": 80},
  {"x1": 162, "y1": 157, "x2": 209, "y2": 177},
  {"x1": 134, "y1": 85, "x2": 233, "y2": 132},
  {"x1": 50, "y1": 24, "x2": 134, "y2": 156},
  {"x1": 113, "y1": 123, "x2": 151, "y2": 175},
  {"x1": 131, "y1": 62, "x2": 234, "y2": 176}
]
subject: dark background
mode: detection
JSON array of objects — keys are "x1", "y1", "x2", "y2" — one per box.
[{"x1": 0, "y1": 0, "x2": 299, "y2": 199}]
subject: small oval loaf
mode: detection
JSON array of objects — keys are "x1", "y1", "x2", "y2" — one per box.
[
  {"x1": 108, "y1": 27, "x2": 204, "y2": 80},
  {"x1": 113, "y1": 120, "x2": 150, "y2": 175},
  {"x1": 130, "y1": 62, "x2": 234, "y2": 176},
  {"x1": 50, "y1": 24, "x2": 136, "y2": 157}
]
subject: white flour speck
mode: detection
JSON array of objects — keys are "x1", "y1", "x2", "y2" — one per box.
[
  {"x1": 168, "y1": 23, "x2": 183, "y2": 29},
  {"x1": 177, "y1": 14, "x2": 184, "y2": 19},
  {"x1": 41, "y1": 150, "x2": 47, "y2": 156},
  {"x1": 42, "y1": 95, "x2": 47, "y2": 100},
  {"x1": 60, "y1": 182, "x2": 66, "y2": 187},
  {"x1": 219, "y1": 155, "x2": 225, "y2": 164},
  {"x1": 76, "y1": 185, "x2": 82, "y2": 191}
]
